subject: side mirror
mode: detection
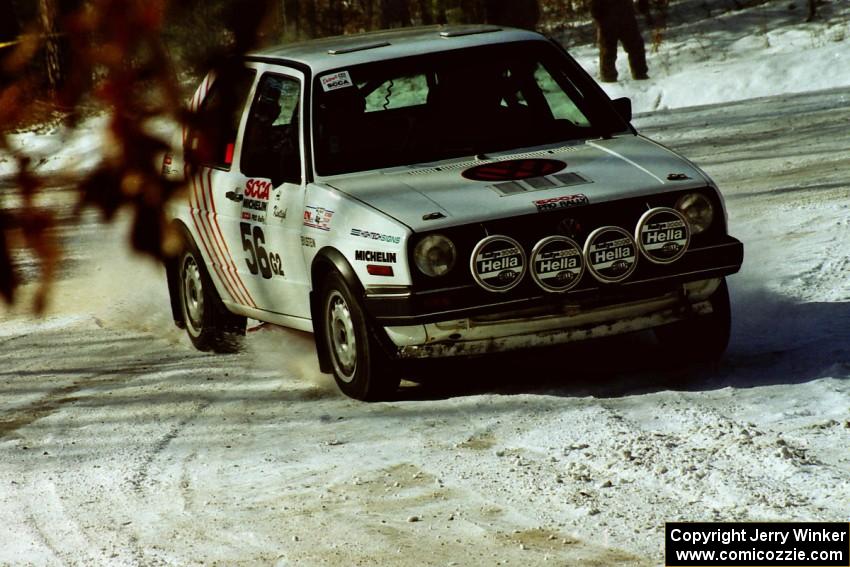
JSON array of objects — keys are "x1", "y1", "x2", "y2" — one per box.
[{"x1": 612, "y1": 97, "x2": 633, "y2": 123}]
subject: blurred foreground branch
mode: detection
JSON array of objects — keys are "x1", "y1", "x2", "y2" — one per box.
[{"x1": 0, "y1": 0, "x2": 276, "y2": 312}]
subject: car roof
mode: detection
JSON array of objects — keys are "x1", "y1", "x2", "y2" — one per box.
[{"x1": 248, "y1": 25, "x2": 546, "y2": 75}]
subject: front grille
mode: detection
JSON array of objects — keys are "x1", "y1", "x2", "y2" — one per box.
[{"x1": 409, "y1": 186, "x2": 725, "y2": 295}]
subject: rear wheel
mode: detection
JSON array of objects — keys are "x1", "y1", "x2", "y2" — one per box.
[
  {"x1": 655, "y1": 278, "x2": 731, "y2": 364},
  {"x1": 178, "y1": 240, "x2": 246, "y2": 353},
  {"x1": 320, "y1": 272, "x2": 399, "y2": 401}
]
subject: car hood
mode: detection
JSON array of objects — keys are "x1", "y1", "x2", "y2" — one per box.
[{"x1": 323, "y1": 135, "x2": 710, "y2": 232}]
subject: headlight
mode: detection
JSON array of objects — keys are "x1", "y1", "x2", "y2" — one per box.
[
  {"x1": 414, "y1": 234, "x2": 456, "y2": 277},
  {"x1": 675, "y1": 193, "x2": 714, "y2": 235}
]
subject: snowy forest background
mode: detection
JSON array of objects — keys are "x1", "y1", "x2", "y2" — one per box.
[{"x1": 0, "y1": 0, "x2": 845, "y2": 310}]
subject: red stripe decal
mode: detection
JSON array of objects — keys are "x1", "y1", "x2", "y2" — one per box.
[
  {"x1": 199, "y1": 169, "x2": 256, "y2": 307},
  {"x1": 188, "y1": 177, "x2": 237, "y2": 303},
  {"x1": 201, "y1": 172, "x2": 256, "y2": 308},
  {"x1": 204, "y1": 168, "x2": 257, "y2": 308},
  {"x1": 190, "y1": 172, "x2": 243, "y2": 304}
]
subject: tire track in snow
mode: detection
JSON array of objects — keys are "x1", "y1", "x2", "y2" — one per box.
[{"x1": 128, "y1": 400, "x2": 211, "y2": 495}]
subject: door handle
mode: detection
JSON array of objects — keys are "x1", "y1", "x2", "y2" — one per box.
[{"x1": 225, "y1": 191, "x2": 243, "y2": 203}]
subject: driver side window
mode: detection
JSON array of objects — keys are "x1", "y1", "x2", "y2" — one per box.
[{"x1": 241, "y1": 74, "x2": 302, "y2": 185}]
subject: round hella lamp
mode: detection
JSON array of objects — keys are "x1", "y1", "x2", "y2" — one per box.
[
  {"x1": 414, "y1": 234, "x2": 457, "y2": 277},
  {"x1": 675, "y1": 193, "x2": 714, "y2": 235}
]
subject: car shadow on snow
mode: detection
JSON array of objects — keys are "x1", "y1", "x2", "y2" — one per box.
[{"x1": 395, "y1": 286, "x2": 850, "y2": 401}]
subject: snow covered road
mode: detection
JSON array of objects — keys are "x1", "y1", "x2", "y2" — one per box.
[{"x1": 1, "y1": 88, "x2": 848, "y2": 566}]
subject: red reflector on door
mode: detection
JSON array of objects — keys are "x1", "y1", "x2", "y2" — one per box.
[
  {"x1": 367, "y1": 265, "x2": 394, "y2": 277},
  {"x1": 224, "y1": 142, "x2": 235, "y2": 165}
]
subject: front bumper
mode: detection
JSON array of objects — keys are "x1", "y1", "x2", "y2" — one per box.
[
  {"x1": 384, "y1": 278, "x2": 720, "y2": 359},
  {"x1": 366, "y1": 235, "x2": 743, "y2": 327}
]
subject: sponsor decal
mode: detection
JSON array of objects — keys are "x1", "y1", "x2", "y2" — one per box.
[
  {"x1": 534, "y1": 193, "x2": 590, "y2": 213},
  {"x1": 470, "y1": 236, "x2": 527, "y2": 292},
  {"x1": 636, "y1": 207, "x2": 690, "y2": 264},
  {"x1": 241, "y1": 180, "x2": 270, "y2": 220},
  {"x1": 350, "y1": 228, "x2": 401, "y2": 244},
  {"x1": 273, "y1": 205, "x2": 287, "y2": 221},
  {"x1": 530, "y1": 236, "x2": 584, "y2": 293},
  {"x1": 584, "y1": 226, "x2": 638, "y2": 284},
  {"x1": 243, "y1": 198, "x2": 268, "y2": 212},
  {"x1": 245, "y1": 179, "x2": 272, "y2": 201},
  {"x1": 320, "y1": 70, "x2": 353, "y2": 92},
  {"x1": 301, "y1": 236, "x2": 316, "y2": 248},
  {"x1": 355, "y1": 250, "x2": 397, "y2": 264},
  {"x1": 462, "y1": 159, "x2": 567, "y2": 182},
  {"x1": 303, "y1": 206, "x2": 334, "y2": 231}
]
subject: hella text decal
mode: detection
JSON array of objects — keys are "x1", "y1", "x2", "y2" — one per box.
[
  {"x1": 470, "y1": 235, "x2": 526, "y2": 292},
  {"x1": 636, "y1": 207, "x2": 690, "y2": 264},
  {"x1": 530, "y1": 236, "x2": 584, "y2": 292},
  {"x1": 584, "y1": 226, "x2": 638, "y2": 284}
]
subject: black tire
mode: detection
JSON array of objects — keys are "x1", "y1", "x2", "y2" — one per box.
[
  {"x1": 320, "y1": 271, "x2": 400, "y2": 401},
  {"x1": 654, "y1": 278, "x2": 732, "y2": 365},
  {"x1": 178, "y1": 238, "x2": 246, "y2": 353}
]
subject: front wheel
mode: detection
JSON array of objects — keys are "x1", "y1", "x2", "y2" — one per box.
[
  {"x1": 655, "y1": 278, "x2": 732, "y2": 364},
  {"x1": 178, "y1": 242, "x2": 246, "y2": 353},
  {"x1": 320, "y1": 272, "x2": 399, "y2": 401}
]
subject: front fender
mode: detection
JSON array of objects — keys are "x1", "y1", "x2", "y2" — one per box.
[{"x1": 309, "y1": 247, "x2": 399, "y2": 372}]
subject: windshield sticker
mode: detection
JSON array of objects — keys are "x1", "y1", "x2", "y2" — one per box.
[
  {"x1": 462, "y1": 159, "x2": 567, "y2": 182},
  {"x1": 321, "y1": 71, "x2": 353, "y2": 92},
  {"x1": 303, "y1": 206, "x2": 334, "y2": 231}
]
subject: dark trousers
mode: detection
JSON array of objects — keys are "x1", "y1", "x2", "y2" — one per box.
[{"x1": 596, "y1": 13, "x2": 649, "y2": 81}]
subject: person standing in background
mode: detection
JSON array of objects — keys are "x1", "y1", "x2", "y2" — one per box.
[{"x1": 590, "y1": 0, "x2": 650, "y2": 82}]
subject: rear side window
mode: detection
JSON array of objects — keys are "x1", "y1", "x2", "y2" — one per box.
[
  {"x1": 186, "y1": 68, "x2": 256, "y2": 170},
  {"x1": 241, "y1": 74, "x2": 303, "y2": 185}
]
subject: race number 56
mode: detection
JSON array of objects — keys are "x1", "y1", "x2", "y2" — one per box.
[{"x1": 240, "y1": 223, "x2": 283, "y2": 279}]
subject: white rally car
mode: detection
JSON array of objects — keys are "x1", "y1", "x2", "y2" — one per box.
[{"x1": 162, "y1": 26, "x2": 744, "y2": 400}]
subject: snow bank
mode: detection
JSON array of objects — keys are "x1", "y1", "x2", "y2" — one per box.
[{"x1": 570, "y1": 4, "x2": 850, "y2": 113}]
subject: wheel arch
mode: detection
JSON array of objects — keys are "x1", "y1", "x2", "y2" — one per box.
[
  {"x1": 309, "y1": 247, "x2": 363, "y2": 373},
  {"x1": 166, "y1": 220, "x2": 195, "y2": 329}
]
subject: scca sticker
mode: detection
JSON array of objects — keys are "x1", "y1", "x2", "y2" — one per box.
[
  {"x1": 321, "y1": 71, "x2": 353, "y2": 92},
  {"x1": 241, "y1": 179, "x2": 272, "y2": 223},
  {"x1": 245, "y1": 179, "x2": 272, "y2": 201}
]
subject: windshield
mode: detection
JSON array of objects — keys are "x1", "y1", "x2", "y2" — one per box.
[{"x1": 313, "y1": 41, "x2": 628, "y2": 176}]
